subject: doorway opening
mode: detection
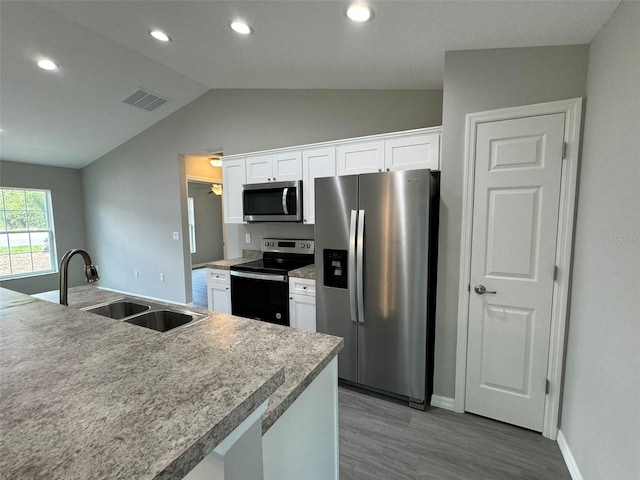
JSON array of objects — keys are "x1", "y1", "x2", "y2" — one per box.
[{"x1": 182, "y1": 153, "x2": 225, "y2": 309}]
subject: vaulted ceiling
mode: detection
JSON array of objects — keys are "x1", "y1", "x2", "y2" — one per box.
[{"x1": 0, "y1": 1, "x2": 620, "y2": 168}]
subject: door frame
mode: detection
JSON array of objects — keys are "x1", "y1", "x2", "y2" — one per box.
[{"x1": 454, "y1": 98, "x2": 583, "y2": 439}]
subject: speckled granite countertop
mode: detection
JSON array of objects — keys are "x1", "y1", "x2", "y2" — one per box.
[
  {"x1": 205, "y1": 257, "x2": 256, "y2": 270},
  {"x1": 1, "y1": 286, "x2": 343, "y2": 480},
  {"x1": 288, "y1": 264, "x2": 316, "y2": 280}
]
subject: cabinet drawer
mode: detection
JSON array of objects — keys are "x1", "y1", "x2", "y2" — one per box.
[
  {"x1": 207, "y1": 268, "x2": 230, "y2": 284},
  {"x1": 289, "y1": 278, "x2": 316, "y2": 296}
]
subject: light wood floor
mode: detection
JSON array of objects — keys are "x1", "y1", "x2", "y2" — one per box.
[
  {"x1": 193, "y1": 266, "x2": 568, "y2": 478},
  {"x1": 191, "y1": 267, "x2": 208, "y2": 309},
  {"x1": 339, "y1": 386, "x2": 570, "y2": 480}
]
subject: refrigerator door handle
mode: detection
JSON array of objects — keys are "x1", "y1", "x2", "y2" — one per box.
[
  {"x1": 349, "y1": 210, "x2": 358, "y2": 323},
  {"x1": 356, "y1": 209, "x2": 365, "y2": 324}
]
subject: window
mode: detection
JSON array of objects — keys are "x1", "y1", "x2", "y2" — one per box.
[
  {"x1": 188, "y1": 197, "x2": 196, "y2": 254},
  {"x1": 0, "y1": 187, "x2": 57, "y2": 279}
]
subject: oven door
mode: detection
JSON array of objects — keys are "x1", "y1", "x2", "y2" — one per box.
[{"x1": 230, "y1": 271, "x2": 289, "y2": 326}]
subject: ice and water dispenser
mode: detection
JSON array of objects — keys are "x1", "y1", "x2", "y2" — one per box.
[{"x1": 323, "y1": 249, "x2": 348, "y2": 289}]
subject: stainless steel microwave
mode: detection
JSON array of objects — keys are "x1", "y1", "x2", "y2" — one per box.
[{"x1": 242, "y1": 180, "x2": 302, "y2": 222}]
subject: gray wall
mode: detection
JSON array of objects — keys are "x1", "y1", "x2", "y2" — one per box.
[
  {"x1": 83, "y1": 89, "x2": 443, "y2": 303},
  {"x1": 560, "y1": 3, "x2": 639, "y2": 479},
  {"x1": 0, "y1": 160, "x2": 87, "y2": 293},
  {"x1": 437, "y1": 46, "x2": 589, "y2": 398},
  {"x1": 188, "y1": 182, "x2": 223, "y2": 266}
]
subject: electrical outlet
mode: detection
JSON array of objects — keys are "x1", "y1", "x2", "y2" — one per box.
[
  {"x1": 245, "y1": 234, "x2": 251, "y2": 244},
  {"x1": 159, "y1": 273, "x2": 165, "y2": 282},
  {"x1": 134, "y1": 270, "x2": 139, "y2": 278},
  {"x1": 173, "y1": 232, "x2": 180, "y2": 240}
]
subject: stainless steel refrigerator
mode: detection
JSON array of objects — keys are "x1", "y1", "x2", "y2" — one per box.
[{"x1": 315, "y1": 169, "x2": 439, "y2": 409}]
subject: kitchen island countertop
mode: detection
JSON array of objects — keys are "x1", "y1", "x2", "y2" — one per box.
[{"x1": 1, "y1": 286, "x2": 342, "y2": 479}]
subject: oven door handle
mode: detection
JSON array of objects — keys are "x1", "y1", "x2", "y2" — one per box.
[
  {"x1": 230, "y1": 270, "x2": 288, "y2": 283},
  {"x1": 282, "y1": 187, "x2": 289, "y2": 215}
]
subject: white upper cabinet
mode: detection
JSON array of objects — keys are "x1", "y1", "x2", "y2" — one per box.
[
  {"x1": 222, "y1": 158, "x2": 246, "y2": 224},
  {"x1": 337, "y1": 140, "x2": 385, "y2": 176},
  {"x1": 245, "y1": 151, "x2": 302, "y2": 184},
  {"x1": 384, "y1": 132, "x2": 440, "y2": 171},
  {"x1": 273, "y1": 151, "x2": 303, "y2": 182},
  {"x1": 245, "y1": 153, "x2": 272, "y2": 184},
  {"x1": 302, "y1": 146, "x2": 336, "y2": 225},
  {"x1": 221, "y1": 127, "x2": 442, "y2": 224}
]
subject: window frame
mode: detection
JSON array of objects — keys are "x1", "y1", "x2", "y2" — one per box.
[
  {"x1": 0, "y1": 187, "x2": 58, "y2": 280},
  {"x1": 187, "y1": 196, "x2": 196, "y2": 254}
]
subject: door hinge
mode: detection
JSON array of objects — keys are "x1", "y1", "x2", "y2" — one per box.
[
  {"x1": 562, "y1": 142, "x2": 567, "y2": 159},
  {"x1": 553, "y1": 265, "x2": 559, "y2": 281},
  {"x1": 546, "y1": 379, "x2": 550, "y2": 394}
]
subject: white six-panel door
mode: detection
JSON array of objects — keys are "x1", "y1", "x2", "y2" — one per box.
[{"x1": 465, "y1": 113, "x2": 565, "y2": 431}]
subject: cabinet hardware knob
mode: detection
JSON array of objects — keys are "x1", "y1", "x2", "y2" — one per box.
[
  {"x1": 303, "y1": 286, "x2": 307, "y2": 289},
  {"x1": 378, "y1": 168, "x2": 382, "y2": 172},
  {"x1": 386, "y1": 168, "x2": 390, "y2": 171}
]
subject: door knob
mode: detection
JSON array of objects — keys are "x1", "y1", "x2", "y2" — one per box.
[{"x1": 474, "y1": 284, "x2": 497, "y2": 295}]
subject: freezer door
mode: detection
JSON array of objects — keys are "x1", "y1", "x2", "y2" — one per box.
[
  {"x1": 314, "y1": 175, "x2": 359, "y2": 382},
  {"x1": 357, "y1": 170, "x2": 432, "y2": 401}
]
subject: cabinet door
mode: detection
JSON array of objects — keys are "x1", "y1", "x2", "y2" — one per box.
[
  {"x1": 337, "y1": 140, "x2": 385, "y2": 176},
  {"x1": 272, "y1": 151, "x2": 302, "y2": 182},
  {"x1": 222, "y1": 159, "x2": 246, "y2": 224},
  {"x1": 384, "y1": 133, "x2": 441, "y2": 171},
  {"x1": 245, "y1": 154, "x2": 274, "y2": 184},
  {"x1": 302, "y1": 147, "x2": 336, "y2": 224},
  {"x1": 208, "y1": 282, "x2": 231, "y2": 314},
  {"x1": 289, "y1": 294, "x2": 316, "y2": 332}
]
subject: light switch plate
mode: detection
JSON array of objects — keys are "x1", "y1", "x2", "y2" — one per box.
[
  {"x1": 245, "y1": 234, "x2": 251, "y2": 244},
  {"x1": 173, "y1": 232, "x2": 180, "y2": 240}
]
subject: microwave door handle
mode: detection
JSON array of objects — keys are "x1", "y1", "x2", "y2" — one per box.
[
  {"x1": 281, "y1": 187, "x2": 289, "y2": 215},
  {"x1": 356, "y1": 209, "x2": 365, "y2": 324},
  {"x1": 348, "y1": 210, "x2": 358, "y2": 323}
]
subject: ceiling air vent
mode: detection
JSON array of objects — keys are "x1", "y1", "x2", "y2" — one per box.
[{"x1": 122, "y1": 89, "x2": 168, "y2": 111}]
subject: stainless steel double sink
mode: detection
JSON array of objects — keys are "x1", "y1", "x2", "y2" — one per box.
[{"x1": 81, "y1": 297, "x2": 209, "y2": 333}]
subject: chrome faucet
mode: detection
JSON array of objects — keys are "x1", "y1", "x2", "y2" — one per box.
[{"x1": 59, "y1": 249, "x2": 99, "y2": 305}]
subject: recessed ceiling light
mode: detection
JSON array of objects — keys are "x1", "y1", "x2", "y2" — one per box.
[
  {"x1": 346, "y1": 2, "x2": 374, "y2": 23},
  {"x1": 150, "y1": 29, "x2": 172, "y2": 42},
  {"x1": 37, "y1": 58, "x2": 59, "y2": 71},
  {"x1": 230, "y1": 20, "x2": 253, "y2": 35}
]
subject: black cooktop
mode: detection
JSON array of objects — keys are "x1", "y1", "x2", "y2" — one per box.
[{"x1": 231, "y1": 255, "x2": 313, "y2": 276}]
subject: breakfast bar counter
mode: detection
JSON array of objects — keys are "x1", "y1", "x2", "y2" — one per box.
[{"x1": 0, "y1": 286, "x2": 343, "y2": 479}]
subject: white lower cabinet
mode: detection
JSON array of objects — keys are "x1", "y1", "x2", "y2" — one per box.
[
  {"x1": 288, "y1": 277, "x2": 316, "y2": 332},
  {"x1": 207, "y1": 268, "x2": 231, "y2": 314}
]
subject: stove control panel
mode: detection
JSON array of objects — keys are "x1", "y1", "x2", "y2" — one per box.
[{"x1": 262, "y1": 238, "x2": 315, "y2": 254}]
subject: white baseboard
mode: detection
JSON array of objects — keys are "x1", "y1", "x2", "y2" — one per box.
[
  {"x1": 430, "y1": 395, "x2": 455, "y2": 411},
  {"x1": 557, "y1": 430, "x2": 584, "y2": 480}
]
